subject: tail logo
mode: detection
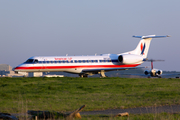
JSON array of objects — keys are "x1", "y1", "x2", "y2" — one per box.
[{"x1": 140, "y1": 43, "x2": 146, "y2": 55}]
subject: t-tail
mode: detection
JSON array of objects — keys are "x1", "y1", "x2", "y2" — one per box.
[{"x1": 123, "y1": 35, "x2": 170, "y2": 58}]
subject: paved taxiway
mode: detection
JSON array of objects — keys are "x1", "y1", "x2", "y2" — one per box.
[{"x1": 80, "y1": 105, "x2": 180, "y2": 115}]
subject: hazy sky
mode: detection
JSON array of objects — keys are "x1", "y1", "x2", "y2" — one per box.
[{"x1": 0, "y1": 0, "x2": 179, "y2": 71}]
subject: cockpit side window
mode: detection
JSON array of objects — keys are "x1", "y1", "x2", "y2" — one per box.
[
  {"x1": 25, "y1": 59, "x2": 34, "y2": 63},
  {"x1": 34, "y1": 59, "x2": 38, "y2": 63},
  {"x1": 25, "y1": 59, "x2": 39, "y2": 63}
]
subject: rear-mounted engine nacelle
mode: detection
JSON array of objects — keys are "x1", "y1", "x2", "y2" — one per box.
[
  {"x1": 144, "y1": 69, "x2": 163, "y2": 76},
  {"x1": 118, "y1": 54, "x2": 144, "y2": 64},
  {"x1": 144, "y1": 70, "x2": 149, "y2": 75},
  {"x1": 157, "y1": 70, "x2": 163, "y2": 75}
]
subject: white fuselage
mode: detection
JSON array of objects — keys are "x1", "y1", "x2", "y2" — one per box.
[{"x1": 14, "y1": 54, "x2": 141, "y2": 74}]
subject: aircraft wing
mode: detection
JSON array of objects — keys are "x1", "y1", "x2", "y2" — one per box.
[{"x1": 82, "y1": 67, "x2": 144, "y2": 72}]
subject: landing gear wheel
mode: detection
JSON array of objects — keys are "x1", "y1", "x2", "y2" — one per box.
[{"x1": 79, "y1": 74, "x2": 88, "y2": 78}]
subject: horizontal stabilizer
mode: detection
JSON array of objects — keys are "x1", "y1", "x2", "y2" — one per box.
[
  {"x1": 133, "y1": 35, "x2": 170, "y2": 39},
  {"x1": 145, "y1": 59, "x2": 165, "y2": 62}
]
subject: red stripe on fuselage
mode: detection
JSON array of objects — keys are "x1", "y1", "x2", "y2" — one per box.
[{"x1": 15, "y1": 64, "x2": 140, "y2": 70}]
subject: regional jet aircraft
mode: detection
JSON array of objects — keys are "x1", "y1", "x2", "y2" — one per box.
[
  {"x1": 144, "y1": 59, "x2": 164, "y2": 78},
  {"x1": 143, "y1": 59, "x2": 180, "y2": 78},
  {"x1": 14, "y1": 35, "x2": 169, "y2": 77}
]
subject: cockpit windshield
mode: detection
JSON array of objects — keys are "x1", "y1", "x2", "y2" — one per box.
[{"x1": 25, "y1": 59, "x2": 38, "y2": 63}]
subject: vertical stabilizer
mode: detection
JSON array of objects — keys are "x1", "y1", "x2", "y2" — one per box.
[{"x1": 123, "y1": 35, "x2": 169, "y2": 58}]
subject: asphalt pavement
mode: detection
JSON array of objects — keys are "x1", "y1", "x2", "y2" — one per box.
[{"x1": 80, "y1": 105, "x2": 180, "y2": 115}]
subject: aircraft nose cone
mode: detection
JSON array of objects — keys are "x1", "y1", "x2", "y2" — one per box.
[
  {"x1": 13, "y1": 66, "x2": 20, "y2": 74},
  {"x1": 13, "y1": 66, "x2": 19, "y2": 71},
  {"x1": 12, "y1": 67, "x2": 16, "y2": 71},
  {"x1": 13, "y1": 64, "x2": 24, "y2": 71}
]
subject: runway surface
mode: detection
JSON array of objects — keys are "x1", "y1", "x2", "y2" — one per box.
[
  {"x1": 11, "y1": 105, "x2": 180, "y2": 118},
  {"x1": 80, "y1": 105, "x2": 180, "y2": 115}
]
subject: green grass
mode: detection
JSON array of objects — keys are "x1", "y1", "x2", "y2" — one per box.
[{"x1": 0, "y1": 77, "x2": 180, "y2": 114}]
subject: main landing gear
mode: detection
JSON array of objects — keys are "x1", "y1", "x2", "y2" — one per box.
[
  {"x1": 99, "y1": 71, "x2": 107, "y2": 78},
  {"x1": 79, "y1": 71, "x2": 107, "y2": 78},
  {"x1": 79, "y1": 74, "x2": 88, "y2": 78}
]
